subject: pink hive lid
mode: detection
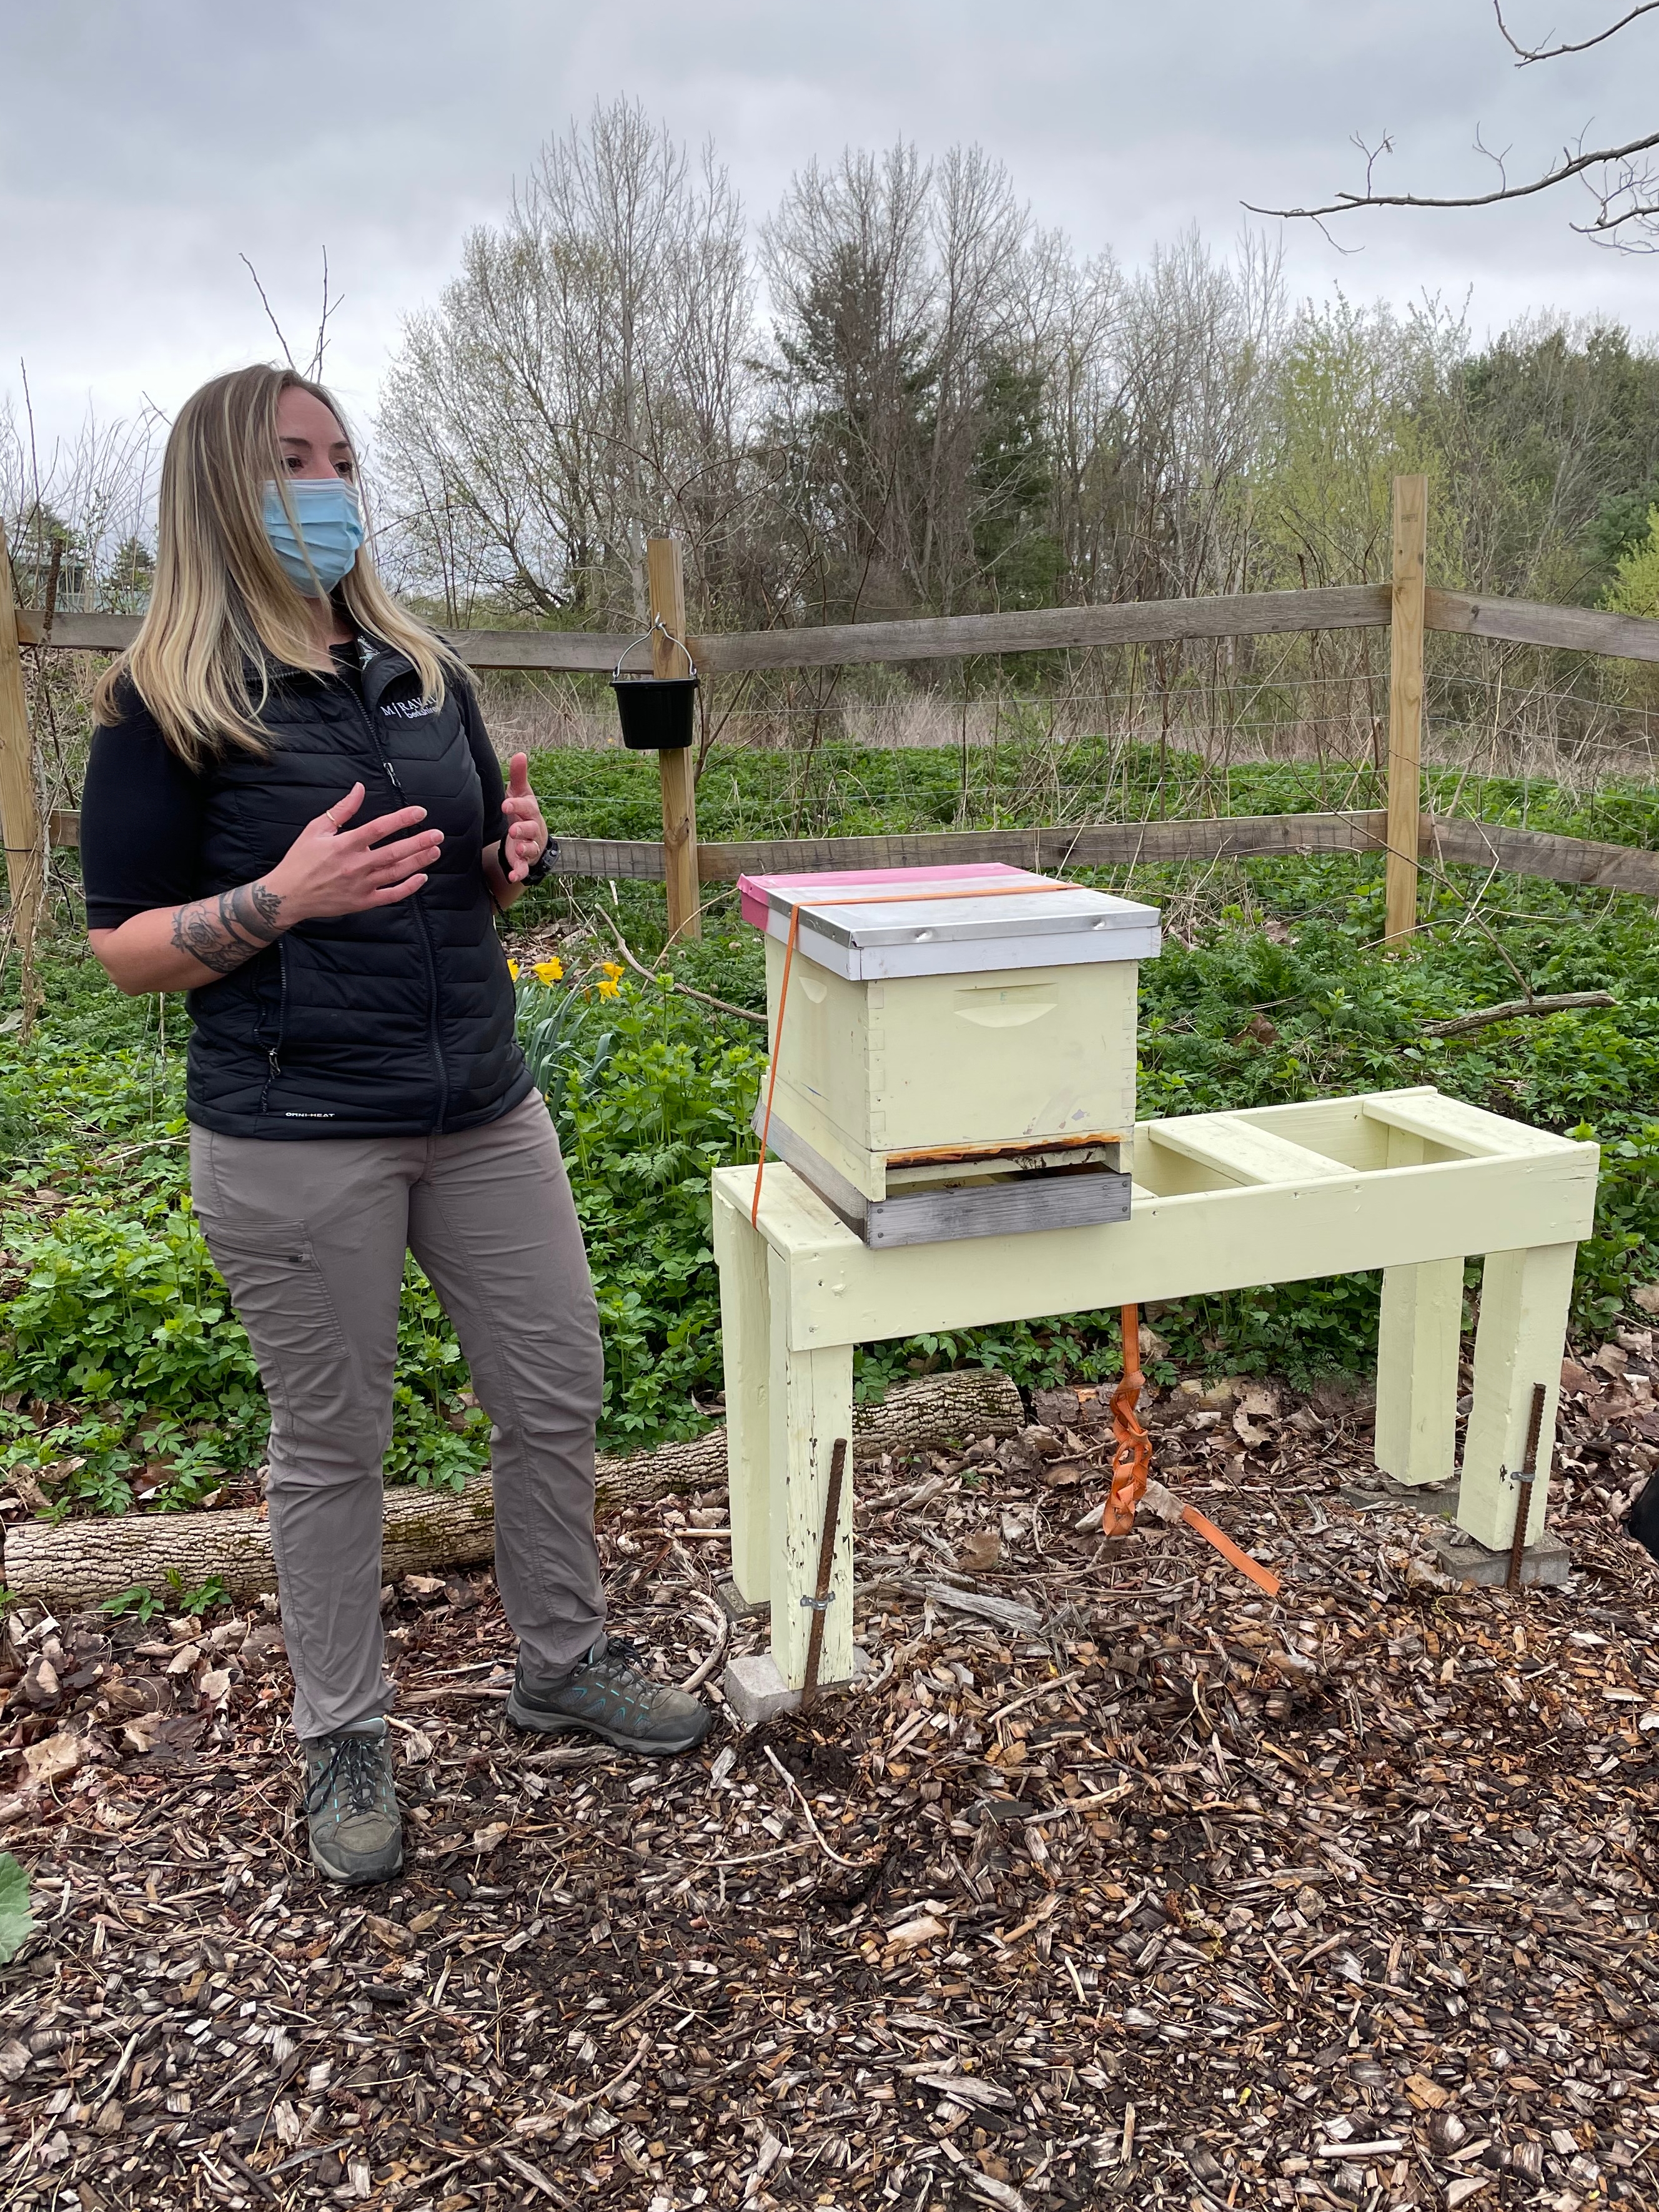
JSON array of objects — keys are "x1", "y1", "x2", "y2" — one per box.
[{"x1": 736, "y1": 861, "x2": 1028, "y2": 931}]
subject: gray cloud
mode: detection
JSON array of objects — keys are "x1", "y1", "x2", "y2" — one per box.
[{"x1": 4, "y1": 0, "x2": 1657, "y2": 456}]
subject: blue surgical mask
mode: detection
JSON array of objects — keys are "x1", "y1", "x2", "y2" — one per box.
[{"x1": 262, "y1": 478, "x2": 366, "y2": 596}]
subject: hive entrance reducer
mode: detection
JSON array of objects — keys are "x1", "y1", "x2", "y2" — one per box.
[{"x1": 741, "y1": 864, "x2": 1161, "y2": 1247}]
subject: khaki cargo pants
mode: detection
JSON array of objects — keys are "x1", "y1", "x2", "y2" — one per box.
[{"x1": 191, "y1": 1094, "x2": 605, "y2": 1742}]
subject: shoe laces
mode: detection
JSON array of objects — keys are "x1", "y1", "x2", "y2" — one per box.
[
  {"x1": 305, "y1": 1731, "x2": 391, "y2": 1821},
  {"x1": 577, "y1": 1636, "x2": 671, "y2": 1713},
  {"x1": 593, "y1": 1633, "x2": 645, "y2": 1674}
]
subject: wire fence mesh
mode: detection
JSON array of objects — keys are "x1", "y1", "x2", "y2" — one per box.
[
  {"x1": 472, "y1": 630, "x2": 1659, "y2": 852},
  {"x1": 20, "y1": 625, "x2": 1659, "y2": 889}
]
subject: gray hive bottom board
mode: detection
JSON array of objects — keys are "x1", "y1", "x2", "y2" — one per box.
[{"x1": 753, "y1": 1106, "x2": 1132, "y2": 1248}]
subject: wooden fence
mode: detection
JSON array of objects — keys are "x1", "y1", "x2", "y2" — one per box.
[{"x1": 7, "y1": 480, "x2": 1659, "y2": 970}]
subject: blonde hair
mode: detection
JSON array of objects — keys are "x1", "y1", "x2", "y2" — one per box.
[{"x1": 93, "y1": 364, "x2": 456, "y2": 765}]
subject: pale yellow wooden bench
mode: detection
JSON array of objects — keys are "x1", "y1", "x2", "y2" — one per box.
[{"x1": 712, "y1": 1087, "x2": 1598, "y2": 1702}]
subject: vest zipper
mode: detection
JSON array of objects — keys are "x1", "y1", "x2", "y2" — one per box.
[{"x1": 257, "y1": 941, "x2": 289, "y2": 1115}]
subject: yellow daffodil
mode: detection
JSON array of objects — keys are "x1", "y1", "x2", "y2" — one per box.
[
  {"x1": 533, "y1": 958, "x2": 564, "y2": 984},
  {"x1": 595, "y1": 976, "x2": 622, "y2": 1000},
  {"x1": 507, "y1": 960, "x2": 520, "y2": 980}
]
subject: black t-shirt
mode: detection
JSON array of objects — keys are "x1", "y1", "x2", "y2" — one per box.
[{"x1": 81, "y1": 651, "x2": 508, "y2": 929}]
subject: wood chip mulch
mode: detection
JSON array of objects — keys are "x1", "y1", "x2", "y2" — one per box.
[{"x1": 2, "y1": 1343, "x2": 1658, "y2": 2212}]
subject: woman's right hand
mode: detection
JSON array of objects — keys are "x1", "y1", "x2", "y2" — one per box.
[{"x1": 267, "y1": 783, "x2": 444, "y2": 920}]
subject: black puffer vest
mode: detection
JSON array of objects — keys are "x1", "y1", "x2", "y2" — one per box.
[{"x1": 187, "y1": 644, "x2": 530, "y2": 1139}]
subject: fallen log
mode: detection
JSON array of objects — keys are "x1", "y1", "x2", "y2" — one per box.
[
  {"x1": 1420, "y1": 989, "x2": 1617, "y2": 1040},
  {"x1": 1, "y1": 1367, "x2": 1023, "y2": 1609}
]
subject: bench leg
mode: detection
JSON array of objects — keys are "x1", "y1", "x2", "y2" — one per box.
[
  {"x1": 1374, "y1": 1258, "x2": 1463, "y2": 1486},
  {"x1": 768, "y1": 1260, "x2": 854, "y2": 1691},
  {"x1": 713, "y1": 1190, "x2": 773, "y2": 1606},
  {"x1": 1458, "y1": 1242, "x2": 1575, "y2": 1551}
]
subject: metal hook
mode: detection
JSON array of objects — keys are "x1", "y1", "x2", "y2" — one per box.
[{"x1": 612, "y1": 614, "x2": 695, "y2": 682}]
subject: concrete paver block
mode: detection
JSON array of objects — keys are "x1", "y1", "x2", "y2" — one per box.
[
  {"x1": 1431, "y1": 1529, "x2": 1572, "y2": 1587},
  {"x1": 720, "y1": 1646, "x2": 869, "y2": 1732}
]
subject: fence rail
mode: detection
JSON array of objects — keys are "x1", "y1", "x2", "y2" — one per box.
[
  {"x1": 45, "y1": 806, "x2": 1657, "y2": 899},
  {"x1": 15, "y1": 581, "x2": 1659, "y2": 672}
]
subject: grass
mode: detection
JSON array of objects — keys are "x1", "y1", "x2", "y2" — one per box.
[{"x1": 0, "y1": 733, "x2": 1653, "y2": 1522}]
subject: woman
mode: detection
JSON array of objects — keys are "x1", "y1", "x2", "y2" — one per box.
[{"x1": 80, "y1": 365, "x2": 708, "y2": 1889}]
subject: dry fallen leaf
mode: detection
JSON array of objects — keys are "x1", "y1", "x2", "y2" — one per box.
[
  {"x1": 22, "y1": 1731, "x2": 81, "y2": 1786},
  {"x1": 1038, "y1": 1458, "x2": 1087, "y2": 1489},
  {"x1": 956, "y1": 1528, "x2": 1002, "y2": 1572}
]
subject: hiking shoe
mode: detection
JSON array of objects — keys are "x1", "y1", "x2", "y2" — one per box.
[
  {"x1": 506, "y1": 1634, "x2": 711, "y2": 1756},
  {"x1": 303, "y1": 1722, "x2": 402, "y2": 1887}
]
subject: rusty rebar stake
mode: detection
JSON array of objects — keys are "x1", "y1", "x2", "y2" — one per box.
[
  {"x1": 800, "y1": 1437, "x2": 848, "y2": 1711},
  {"x1": 1505, "y1": 1382, "x2": 1548, "y2": 1592}
]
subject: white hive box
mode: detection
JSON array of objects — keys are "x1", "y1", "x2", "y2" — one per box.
[{"x1": 745, "y1": 866, "x2": 1161, "y2": 1246}]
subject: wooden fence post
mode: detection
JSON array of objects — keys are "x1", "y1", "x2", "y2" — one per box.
[
  {"x1": 0, "y1": 523, "x2": 44, "y2": 1034},
  {"x1": 1385, "y1": 474, "x2": 1427, "y2": 946},
  {"x1": 646, "y1": 535, "x2": 701, "y2": 944}
]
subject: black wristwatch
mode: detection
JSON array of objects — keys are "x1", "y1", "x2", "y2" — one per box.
[{"x1": 503, "y1": 836, "x2": 557, "y2": 887}]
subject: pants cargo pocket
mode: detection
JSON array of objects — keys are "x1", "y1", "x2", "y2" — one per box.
[{"x1": 196, "y1": 1215, "x2": 356, "y2": 1452}]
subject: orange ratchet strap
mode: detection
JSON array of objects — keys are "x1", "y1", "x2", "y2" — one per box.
[
  {"x1": 1106, "y1": 1303, "x2": 1281, "y2": 1596},
  {"x1": 1106, "y1": 1301, "x2": 1151, "y2": 1537}
]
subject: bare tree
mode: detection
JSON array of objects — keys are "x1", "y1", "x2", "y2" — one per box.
[
  {"x1": 1111, "y1": 231, "x2": 1285, "y2": 601},
  {"x1": 758, "y1": 142, "x2": 939, "y2": 622},
  {"x1": 377, "y1": 99, "x2": 752, "y2": 625},
  {"x1": 2, "y1": 382, "x2": 162, "y2": 615},
  {"x1": 1249, "y1": 3, "x2": 1659, "y2": 250}
]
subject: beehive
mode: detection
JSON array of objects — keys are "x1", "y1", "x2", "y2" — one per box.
[{"x1": 743, "y1": 865, "x2": 1161, "y2": 1245}]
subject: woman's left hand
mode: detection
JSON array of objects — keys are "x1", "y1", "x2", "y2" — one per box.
[{"x1": 499, "y1": 753, "x2": 549, "y2": 882}]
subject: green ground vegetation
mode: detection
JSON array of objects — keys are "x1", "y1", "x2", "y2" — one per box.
[{"x1": 0, "y1": 737, "x2": 1653, "y2": 1522}]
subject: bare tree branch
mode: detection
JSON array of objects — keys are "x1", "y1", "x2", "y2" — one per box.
[
  {"x1": 1247, "y1": 122, "x2": 1659, "y2": 219},
  {"x1": 1493, "y1": 0, "x2": 1659, "y2": 65},
  {"x1": 309, "y1": 248, "x2": 344, "y2": 380},
  {"x1": 239, "y1": 255, "x2": 297, "y2": 370},
  {"x1": 1249, "y1": 7, "x2": 1659, "y2": 249}
]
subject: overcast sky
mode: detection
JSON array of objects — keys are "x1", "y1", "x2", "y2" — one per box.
[{"x1": 5, "y1": 0, "x2": 1658, "y2": 462}]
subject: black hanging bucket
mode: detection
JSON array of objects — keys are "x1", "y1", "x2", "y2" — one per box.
[{"x1": 612, "y1": 621, "x2": 698, "y2": 751}]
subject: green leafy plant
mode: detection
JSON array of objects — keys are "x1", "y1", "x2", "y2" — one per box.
[
  {"x1": 0, "y1": 1854, "x2": 34, "y2": 1964},
  {"x1": 164, "y1": 1569, "x2": 229, "y2": 1616},
  {"x1": 102, "y1": 1586, "x2": 164, "y2": 1624}
]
